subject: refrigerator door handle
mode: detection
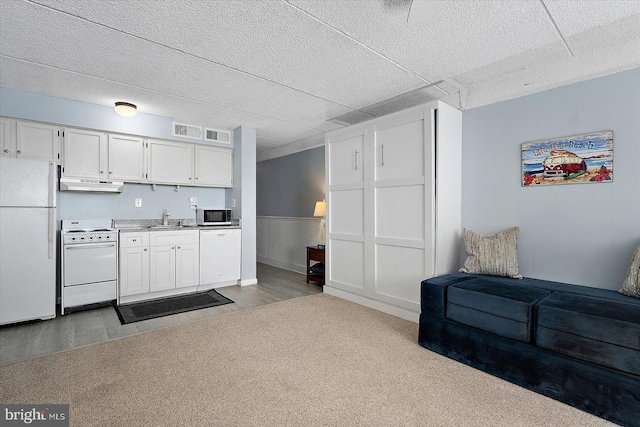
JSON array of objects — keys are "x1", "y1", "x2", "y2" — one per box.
[
  {"x1": 48, "y1": 208, "x2": 55, "y2": 259},
  {"x1": 49, "y1": 161, "x2": 56, "y2": 208},
  {"x1": 48, "y1": 161, "x2": 56, "y2": 260}
]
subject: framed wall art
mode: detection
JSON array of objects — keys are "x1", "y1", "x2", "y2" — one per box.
[{"x1": 521, "y1": 131, "x2": 613, "y2": 187}]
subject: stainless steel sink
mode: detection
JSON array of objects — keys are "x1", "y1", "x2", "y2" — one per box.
[{"x1": 147, "y1": 225, "x2": 183, "y2": 230}]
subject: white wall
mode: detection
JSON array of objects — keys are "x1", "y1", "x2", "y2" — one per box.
[
  {"x1": 462, "y1": 67, "x2": 640, "y2": 289},
  {"x1": 257, "y1": 216, "x2": 322, "y2": 274}
]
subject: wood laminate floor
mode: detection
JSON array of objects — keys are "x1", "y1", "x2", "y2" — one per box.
[{"x1": 0, "y1": 263, "x2": 322, "y2": 366}]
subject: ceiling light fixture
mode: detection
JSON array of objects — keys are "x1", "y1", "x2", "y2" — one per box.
[{"x1": 114, "y1": 102, "x2": 137, "y2": 118}]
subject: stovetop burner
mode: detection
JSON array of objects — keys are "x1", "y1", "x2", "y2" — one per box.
[{"x1": 61, "y1": 219, "x2": 115, "y2": 233}]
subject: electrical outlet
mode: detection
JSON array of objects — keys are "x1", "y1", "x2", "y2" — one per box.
[
  {"x1": 135, "y1": 198, "x2": 142, "y2": 208},
  {"x1": 232, "y1": 199, "x2": 236, "y2": 208},
  {"x1": 189, "y1": 196, "x2": 198, "y2": 210}
]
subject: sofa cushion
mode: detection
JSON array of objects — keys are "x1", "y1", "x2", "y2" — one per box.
[
  {"x1": 619, "y1": 245, "x2": 640, "y2": 298},
  {"x1": 536, "y1": 292, "x2": 640, "y2": 375},
  {"x1": 459, "y1": 227, "x2": 523, "y2": 279},
  {"x1": 446, "y1": 278, "x2": 552, "y2": 342}
]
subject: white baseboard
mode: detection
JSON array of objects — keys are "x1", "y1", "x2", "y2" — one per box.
[
  {"x1": 239, "y1": 278, "x2": 258, "y2": 286},
  {"x1": 322, "y1": 286, "x2": 419, "y2": 323}
]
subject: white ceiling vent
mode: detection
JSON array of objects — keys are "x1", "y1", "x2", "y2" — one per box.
[
  {"x1": 205, "y1": 128, "x2": 231, "y2": 144},
  {"x1": 328, "y1": 80, "x2": 460, "y2": 126},
  {"x1": 173, "y1": 122, "x2": 202, "y2": 140}
]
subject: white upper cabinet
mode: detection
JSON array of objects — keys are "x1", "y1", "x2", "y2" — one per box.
[
  {"x1": 147, "y1": 140, "x2": 194, "y2": 185},
  {"x1": 63, "y1": 129, "x2": 145, "y2": 182},
  {"x1": 2, "y1": 117, "x2": 233, "y2": 188},
  {"x1": 194, "y1": 145, "x2": 233, "y2": 187},
  {"x1": 108, "y1": 134, "x2": 145, "y2": 182},
  {"x1": 62, "y1": 128, "x2": 107, "y2": 179},
  {"x1": 16, "y1": 121, "x2": 61, "y2": 162},
  {"x1": 0, "y1": 118, "x2": 13, "y2": 158}
]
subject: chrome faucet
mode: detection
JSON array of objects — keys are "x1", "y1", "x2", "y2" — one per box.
[{"x1": 163, "y1": 210, "x2": 171, "y2": 226}]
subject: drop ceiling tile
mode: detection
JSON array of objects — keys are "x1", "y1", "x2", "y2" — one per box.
[
  {"x1": 25, "y1": 0, "x2": 427, "y2": 108},
  {"x1": 1, "y1": 1, "x2": 350, "y2": 135},
  {"x1": 543, "y1": 0, "x2": 640, "y2": 37},
  {"x1": 2, "y1": 1, "x2": 640, "y2": 152},
  {"x1": 0, "y1": 56, "x2": 326, "y2": 151},
  {"x1": 289, "y1": 1, "x2": 558, "y2": 80}
]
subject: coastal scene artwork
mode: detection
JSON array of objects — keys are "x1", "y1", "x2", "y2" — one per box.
[{"x1": 522, "y1": 131, "x2": 613, "y2": 186}]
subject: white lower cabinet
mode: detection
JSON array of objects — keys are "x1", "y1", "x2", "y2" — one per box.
[
  {"x1": 149, "y1": 230, "x2": 199, "y2": 291},
  {"x1": 175, "y1": 243, "x2": 200, "y2": 288},
  {"x1": 325, "y1": 101, "x2": 462, "y2": 320},
  {"x1": 200, "y1": 229, "x2": 241, "y2": 287},
  {"x1": 118, "y1": 230, "x2": 199, "y2": 303},
  {"x1": 149, "y1": 245, "x2": 176, "y2": 292},
  {"x1": 119, "y1": 233, "x2": 150, "y2": 297}
]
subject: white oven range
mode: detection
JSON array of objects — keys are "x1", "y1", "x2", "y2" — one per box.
[{"x1": 61, "y1": 219, "x2": 117, "y2": 314}]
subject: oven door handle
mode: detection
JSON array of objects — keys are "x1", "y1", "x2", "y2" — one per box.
[{"x1": 65, "y1": 243, "x2": 116, "y2": 250}]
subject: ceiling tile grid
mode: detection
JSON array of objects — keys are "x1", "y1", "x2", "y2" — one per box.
[{"x1": 1, "y1": 0, "x2": 639, "y2": 154}]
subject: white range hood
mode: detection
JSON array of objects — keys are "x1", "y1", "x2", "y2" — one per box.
[{"x1": 59, "y1": 178, "x2": 124, "y2": 193}]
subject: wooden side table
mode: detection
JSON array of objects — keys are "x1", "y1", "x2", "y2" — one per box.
[{"x1": 306, "y1": 246, "x2": 325, "y2": 285}]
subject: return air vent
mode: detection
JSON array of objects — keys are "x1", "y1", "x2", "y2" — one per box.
[
  {"x1": 173, "y1": 122, "x2": 202, "y2": 140},
  {"x1": 328, "y1": 80, "x2": 461, "y2": 126},
  {"x1": 205, "y1": 128, "x2": 231, "y2": 144}
]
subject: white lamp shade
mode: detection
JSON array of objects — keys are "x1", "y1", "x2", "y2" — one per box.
[
  {"x1": 115, "y1": 102, "x2": 138, "y2": 117},
  {"x1": 313, "y1": 200, "x2": 326, "y2": 217}
]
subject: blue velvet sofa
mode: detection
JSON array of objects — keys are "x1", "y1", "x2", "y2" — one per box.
[{"x1": 418, "y1": 273, "x2": 640, "y2": 426}]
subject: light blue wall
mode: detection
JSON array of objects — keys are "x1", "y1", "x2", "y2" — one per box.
[
  {"x1": 57, "y1": 182, "x2": 226, "y2": 221},
  {"x1": 232, "y1": 126, "x2": 257, "y2": 283},
  {"x1": 462, "y1": 67, "x2": 640, "y2": 289},
  {"x1": 0, "y1": 88, "x2": 233, "y2": 145},
  {"x1": 256, "y1": 146, "x2": 325, "y2": 217}
]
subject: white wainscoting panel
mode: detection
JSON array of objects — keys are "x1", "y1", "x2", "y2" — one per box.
[{"x1": 257, "y1": 216, "x2": 323, "y2": 273}]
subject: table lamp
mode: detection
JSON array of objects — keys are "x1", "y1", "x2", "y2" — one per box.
[{"x1": 313, "y1": 200, "x2": 326, "y2": 247}]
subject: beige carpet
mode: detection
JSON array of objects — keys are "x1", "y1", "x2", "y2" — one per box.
[{"x1": 0, "y1": 294, "x2": 613, "y2": 426}]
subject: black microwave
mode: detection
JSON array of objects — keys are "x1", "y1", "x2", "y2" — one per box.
[{"x1": 196, "y1": 209, "x2": 232, "y2": 226}]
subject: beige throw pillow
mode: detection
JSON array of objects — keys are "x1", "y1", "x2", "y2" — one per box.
[
  {"x1": 619, "y1": 246, "x2": 640, "y2": 299},
  {"x1": 459, "y1": 227, "x2": 523, "y2": 279}
]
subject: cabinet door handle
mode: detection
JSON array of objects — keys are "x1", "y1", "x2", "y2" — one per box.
[
  {"x1": 100, "y1": 170, "x2": 104, "y2": 174},
  {"x1": 171, "y1": 247, "x2": 175, "y2": 250},
  {"x1": 381, "y1": 144, "x2": 385, "y2": 167},
  {"x1": 16, "y1": 150, "x2": 22, "y2": 155},
  {"x1": 195, "y1": 177, "x2": 198, "y2": 180},
  {"x1": 3, "y1": 149, "x2": 8, "y2": 153},
  {"x1": 188, "y1": 177, "x2": 192, "y2": 180},
  {"x1": 109, "y1": 171, "x2": 112, "y2": 174},
  {"x1": 144, "y1": 248, "x2": 147, "y2": 251},
  {"x1": 177, "y1": 246, "x2": 181, "y2": 249},
  {"x1": 354, "y1": 150, "x2": 359, "y2": 170}
]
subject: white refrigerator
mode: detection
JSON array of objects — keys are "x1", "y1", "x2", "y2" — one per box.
[{"x1": 0, "y1": 157, "x2": 57, "y2": 325}]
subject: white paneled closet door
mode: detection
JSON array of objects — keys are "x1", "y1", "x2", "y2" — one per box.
[
  {"x1": 325, "y1": 101, "x2": 461, "y2": 320},
  {"x1": 326, "y1": 126, "x2": 369, "y2": 296},
  {"x1": 372, "y1": 110, "x2": 434, "y2": 312}
]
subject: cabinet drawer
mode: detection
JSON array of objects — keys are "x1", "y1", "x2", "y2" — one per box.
[
  {"x1": 149, "y1": 230, "x2": 199, "y2": 246},
  {"x1": 120, "y1": 233, "x2": 149, "y2": 247}
]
